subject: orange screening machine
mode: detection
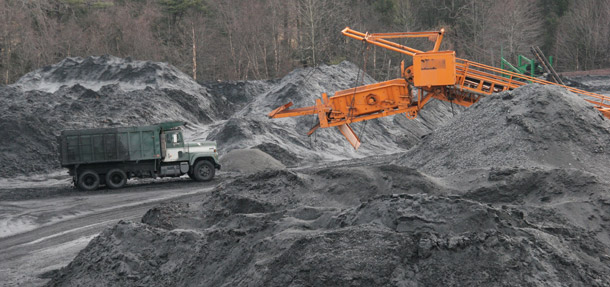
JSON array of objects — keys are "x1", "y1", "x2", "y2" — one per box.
[{"x1": 268, "y1": 27, "x2": 610, "y2": 149}]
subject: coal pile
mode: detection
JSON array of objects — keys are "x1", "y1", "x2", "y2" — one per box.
[
  {"x1": 7, "y1": 56, "x2": 610, "y2": 286},
  {"x1": 564, "y1": 73, "x2": 610, "y2": 94},
  {"x1": 396, "y1": 84, "x2": 610, "y2": 177},
  {"x1": 47, "y1": 164, "x2": 610, "y2": 286},
  {"x1": 0, "y1": 57, "x2": 459, "y2": 177},
  {"x1": 17, "y1": 55, "x2": 209, "y2": 95},
  {"x1": 47, "y1": 82, "x2": 610, "y2": 286},
  {"x1": 204, "y1": 61, "x2": 462, "y2": 166},
  {"x1": 219, "y1": 149, "x2": 286, "y2": 173},
  {"x1": 0, "y1": 56, "x2": 233, "y2": 177}
]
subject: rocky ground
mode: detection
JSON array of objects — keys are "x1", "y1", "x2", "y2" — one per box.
[
  {"x1": 46, "y1": 84, "x2": 610, "y2": 286},
  {"x1": 1, "y1": 56, "x2": 610, "y2": 286}
]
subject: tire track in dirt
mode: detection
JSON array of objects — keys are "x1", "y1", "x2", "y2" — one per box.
[{"x1": 0, "y1": 181, "x2": 218, "y2": 286}]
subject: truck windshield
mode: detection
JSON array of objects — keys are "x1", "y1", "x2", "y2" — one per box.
[{"x1": 166, "y1": 131, "x2": 183, "y2": 145}]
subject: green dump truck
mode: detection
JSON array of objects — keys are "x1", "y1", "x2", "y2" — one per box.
[{"x1": 59, "y1": 121, "x2": 220, "y2": 190}]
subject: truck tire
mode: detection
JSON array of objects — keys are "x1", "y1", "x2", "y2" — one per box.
[
  {"x1": 78, "y1": 170, "x2": 100, "y2": 191},
  {"x1": 105, "y1": 169, "x2": 127, "y2": 189},
  {"x1": 192, "y1": 160, "x2": 215, "y2": 181},
  {"x1": 187, "y1": 171, "x2": 196, "y2": 180}
]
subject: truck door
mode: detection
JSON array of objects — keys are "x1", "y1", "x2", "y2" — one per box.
[{"x1": 164, "y1": 131, "x2": 188, "y2": 162}]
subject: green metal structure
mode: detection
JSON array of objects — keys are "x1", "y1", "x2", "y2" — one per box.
[
  {"x1": 61, "y1": 124, "x2": 163, "y2": 164},
  {"x1": 500, "y1": 49, "x2": 553, "y2": 78}
]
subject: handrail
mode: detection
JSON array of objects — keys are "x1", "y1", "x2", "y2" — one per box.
[{"x1": 456, "y1": 58, "x2": 610, "y2": 107}]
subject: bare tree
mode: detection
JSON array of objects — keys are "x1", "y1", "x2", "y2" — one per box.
[
  {"x1": 555, "y1": 0, "x2": 610, "y2": 70},
  {"x1": 481, "y1": 0, "x2": 544, "y2": 65},
  {"x1": 1, "y1": 0, "x2": 609, "y2": 84},
  {"x1": 298, "y1": 0, "x2": 336, "y2": 66},
  {"x1": 192, "y1": 22, "x2": 196, "y2": 80},
  {"x1": 0, "y1": 0, "x2": 29, "y2": 84}
]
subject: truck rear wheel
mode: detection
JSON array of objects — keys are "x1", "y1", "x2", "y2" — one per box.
[
  {"x1": 193, "y1": 160, "x2": 215, "y2": 181},
  {"x1": 105, "y1": 169, "x2": 127, "y2": 189},
  {"x1": 78, "y1": 170, "x2": 100, "y2": 191}
]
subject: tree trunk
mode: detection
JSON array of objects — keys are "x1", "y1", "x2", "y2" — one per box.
[
  {"x1": 5, "y1": 44, "x2": 10, "y2": 85},
  {"x1": 192, "y1": 23, "x2": 196, "y2": 80},
  {"x1": 306, "y1": 0, "x2": 316, "y2": 66}
]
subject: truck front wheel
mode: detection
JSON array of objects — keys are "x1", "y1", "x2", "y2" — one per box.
[
  {"x1": 105, "y1": 169, "x2": 127, "y2": 189},
  {"x1": 192, "y1": 160, "x2": 215, "y2": 181},
  {"x1": 187, "y1": 171, "x2": 196, "y2": 180},
  {"x1": 78, "y1": 170, "x2": 100, "y2": 191}
]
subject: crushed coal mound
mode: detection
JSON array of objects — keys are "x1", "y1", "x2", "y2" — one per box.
[
  {"x1": 204, "y1": 61, "x2": 463, "y2": 164},
  {"x1": 17, "y1": 55, "x2": 205, "y2": 95},
  {"x1": 219, "y1": 149, "x2": 286, "y2": 173},
  {"x1": 9, "y1": 55, "x2": 610, "y2": 285},
  {"x1": 252, "y1": 142, "x2": 300, "y2": 167},
  {"x1": 564, "y1": 73, "x2": 610, "y2": 94},
  {"x1": 46, "y1": 79, "x2": 610, "y2": 286},
  {"x1": 1, "y1": 57, "x2": 459, "y2": 177},
  {"x1": 0, "y1": 56, "x2": 236, "y2": 177},
  {"x1": 203, "y1": 79, "x2": 275, "y2": 113},
  {"x1": 47, "y1": 163, "x2": 610, "y2": 286},
  {"x1": 395, "y1": 84, "x2": 610, "y2": 177}
]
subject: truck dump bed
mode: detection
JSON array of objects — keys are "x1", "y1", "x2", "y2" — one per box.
[{"x1": 60, "y1": 125, "x2": 162, "y2": 166}]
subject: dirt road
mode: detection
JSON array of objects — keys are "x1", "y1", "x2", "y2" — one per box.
[{"x1": 0, "y1": 176, "x2": 222, "y2": 286}]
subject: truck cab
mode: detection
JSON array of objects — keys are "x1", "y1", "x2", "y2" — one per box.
[
  {"x1": 164, "y1": 130, "x2": 188, "y2": 162},
  {"x1": 160, "y1": 124, "x2": 220, "y2": 181}
]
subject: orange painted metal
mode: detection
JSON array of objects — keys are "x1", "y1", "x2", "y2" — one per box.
[
  {"x1": 413, "y1": 51, "x2": 456, "y2": 87},
  {"x1": 340, "y1": 27, "x2": 610, "y2": 110},
  {"x1": 337, "y1": 124, "x2": 361, "y2": 149},
  {"x1": 268, "y1": 102, "x2": 316, "y2": 118},
  {"x1": 341, "y1": 27, "x2": 444, "y2": 56},
  {"x1": 268, "y1": 78, "x2": 417, "y2": 128},
  {"x1": 269, "y1": 27, "x2": 610, "y2": 149}
]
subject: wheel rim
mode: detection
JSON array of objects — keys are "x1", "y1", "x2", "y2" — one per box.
[
  {"x1": 110, "y1": 173, "x2": 123, "y2": 185},
  {"x1": 83, "y1": 174, "x2": 96, "y2": 187},
  {"x1": 198, "y1": 165, "x2": 211, "y2": 177}
]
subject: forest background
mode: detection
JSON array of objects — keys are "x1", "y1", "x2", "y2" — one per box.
[{"x1": 1, "y1": 0, "x2": 609, "y2": 84}]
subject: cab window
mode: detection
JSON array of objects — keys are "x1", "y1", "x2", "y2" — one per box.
[{"x1": 166, "y1": 131, "x2": 183, "y2": 145}]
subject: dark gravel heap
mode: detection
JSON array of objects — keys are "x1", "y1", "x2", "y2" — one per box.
[
  {"x1": 396, "y1": 84, "x2": 610, "y2": 177},
  {"x1": 46, "y1": 82, "x2": 610, "y2": 286},
  {"x1": 0, "y1": 56, "x2": 234, "y2": 177},
  {"x1": 205, "y1": 61, "x2": 462, "y2": 164},
  {"x1": 10, "y1": 57, "x2": 610, "y2": 286},
  {"x1": 0, "y1": 57, "x2": 459, "y2": 176},
  {"x1": 47, "y1": 164, "x2": 610, "y2": 286}
]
